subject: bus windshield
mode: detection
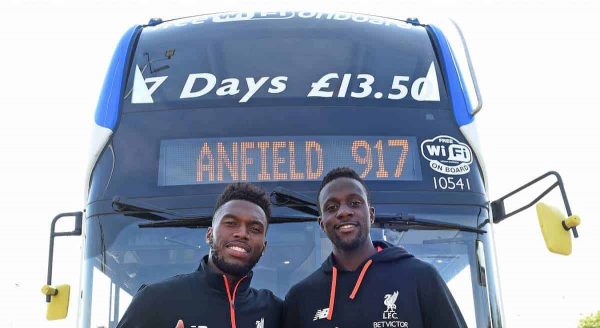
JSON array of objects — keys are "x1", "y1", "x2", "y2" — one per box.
[
  {"x1": 125, "y1": 13, "x2": 448, "y2": 110},
  {"x1": 81, "y1": 203, "x2": 487, "y2": 328},
  {"x1": 88, "y1": 13, "x2": 483, "y2": 202}
]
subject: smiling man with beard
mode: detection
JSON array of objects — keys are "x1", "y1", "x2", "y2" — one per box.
[
  {"x1": 117, "y1": 183, "x2": 282, "y2": 328},
  {"x1": 282, "y1": 167, "x2": 466, "y2": 328}
]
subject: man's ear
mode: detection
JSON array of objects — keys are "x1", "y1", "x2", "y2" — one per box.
[
  {"x1": 369, "y1": 207, "x2": 375, "y2": 224},
  {"x1": 206, "y1": 227, "x2": 213, "y2": 245},
  {"x1": 262, "y1": 241, "x2": 268, "y2": 254},
  {"x1": 318, "y1": 217, "x2": 324, "y2": 231}
]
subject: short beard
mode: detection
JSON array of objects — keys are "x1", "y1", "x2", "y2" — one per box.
[
  {"x1": 334, "y1": 236, "x2": 363, "y2": 252},
  {"x1": 330, "y1": 230, "x2": 368, "y2": 252},
  {"x1": 210, "y1": 244, "x2": 260, "y2": 276}
]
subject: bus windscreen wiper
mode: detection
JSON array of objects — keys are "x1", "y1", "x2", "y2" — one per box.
[
  {"x1": 113, "y1": 195, "x2": 317, "y2": 229},
  {"x1": 268, "y1": 190, "x2": 484, "y2": 233},
  {"x1": 112, "y1": 196, "x2": 206, "y2": 222},
  {"x1": 138, "y1": 216, "x2": 213, "y2": 228},
  {"x1": 138, "y1": 215, "x2": 317, "y2": 229},
  {"x1": 376, "y1": 214, "x2": 487, "y2": 234},
  {"x1": 270, "y1": 187, "x2": 319, "y2": 216}
]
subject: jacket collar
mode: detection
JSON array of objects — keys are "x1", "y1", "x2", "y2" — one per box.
[
  {"x1": 198, "y1": 255, "x2": 254, "y2": 295},
  {"x1": 321, "y1": 240, "x2": 411, "y2": 273}
]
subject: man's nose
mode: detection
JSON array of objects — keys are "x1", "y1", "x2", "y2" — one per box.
[
  {"x1": 233, "y1": 225, "x2": 250, "y2": 239},
  {"x1": 336, "y1": 203, "x2": 353, "y2": 219}
]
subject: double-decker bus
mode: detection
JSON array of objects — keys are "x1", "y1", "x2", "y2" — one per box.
[{"x1": 41, "y1": 11, "x2": 581, "y2": 328}]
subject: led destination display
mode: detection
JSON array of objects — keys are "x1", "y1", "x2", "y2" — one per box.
[{"x1": 158, "y1": 136, "x2": 422, "y2": 186}]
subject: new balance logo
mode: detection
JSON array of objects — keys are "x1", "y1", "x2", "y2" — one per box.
[
  {"x1": 256, "y1": 317, "x2": 264, "y2": 328},
  {"x1": 313, "y1": 308, "x2": 329, "y2": 321}
]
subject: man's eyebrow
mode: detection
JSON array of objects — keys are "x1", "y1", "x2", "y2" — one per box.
[
  {"x1": 321, "y1": 196, "x2": 337, "y2": 205},
  {"x1": 220, "y1": 213, "x2": 239, "y2": 220},
  {"x1": 221, "y1": 214, "x2": 266, "y2": 226},
  {"x1": 324, "y1": 192, "x2": 364, "y2": 203},
  {"x1": 249, "y1": 220, "x2": 266, "y2": 228},
  {"x1": 349, "y1": 192, "x2": 366, "y2": 200}
]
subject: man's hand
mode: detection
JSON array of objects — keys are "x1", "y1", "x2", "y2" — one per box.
[{"x1": 175, "y1": 319, "x2": 184, "y2": 328}]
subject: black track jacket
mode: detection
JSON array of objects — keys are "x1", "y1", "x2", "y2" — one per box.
[
  {"x1": 283, "y1": 241, "x2": 466, "y2": 328},
  {"x1": 117, "y1": 256, "x2": 282, "y2": 328}
]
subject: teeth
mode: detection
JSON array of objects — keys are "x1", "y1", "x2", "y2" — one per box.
[
  {"x1": 339, "y1": 224, "x2": 355, "y2": 229},
  {"x1": 229, "y1": 246, "x2": 248, "y2": 253}
]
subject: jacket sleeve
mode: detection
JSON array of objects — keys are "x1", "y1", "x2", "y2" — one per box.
[
  {"x1": 418, "y1": 264, "x2": 468, "y2": 328},
  {"x1": 282, "y1": 287, "x2": 303, "y2": 328},
  {"x1": 116, "y1": 284, "x2": 160, "y2": 328}
]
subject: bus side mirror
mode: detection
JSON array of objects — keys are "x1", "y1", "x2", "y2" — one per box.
[
  {"x1": 491, "y1": 171, "x2": 580, "y2": 255},
  {"x1": 536, "y1": 203, "x2": 581, "y2": 255},
  {"x1": 41, "y1": 284, "x2": 71, "y2": 320},
  {"x1": 42, "y1": 211, "x2": 82, "y2": 320}
]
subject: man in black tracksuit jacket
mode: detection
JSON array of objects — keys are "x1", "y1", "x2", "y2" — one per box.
[
  {"x1": 117, "y1": 255, "x2": 280, "y2": 328},
  {"x1": 117, "y1": 183, "x2": 282, "y2": 328},
  {"x1": 283, "y1": 241, "x2": 465, "y2": 328},
  {"x1": 283, "y1": 168, "x2": 466, "y2": 328}
]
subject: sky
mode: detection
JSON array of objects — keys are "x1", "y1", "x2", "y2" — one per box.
[{"x1": 0, "y1": 0, "x2": 599, "y2": 327}]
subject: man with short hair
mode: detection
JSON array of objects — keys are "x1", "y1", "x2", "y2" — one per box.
[
  {"x1": 283, "y1": 167, "x2": 466, "y2": 328},
  {"x1": 117, "y1": 182, "x2": 282, "y2": 328}
]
